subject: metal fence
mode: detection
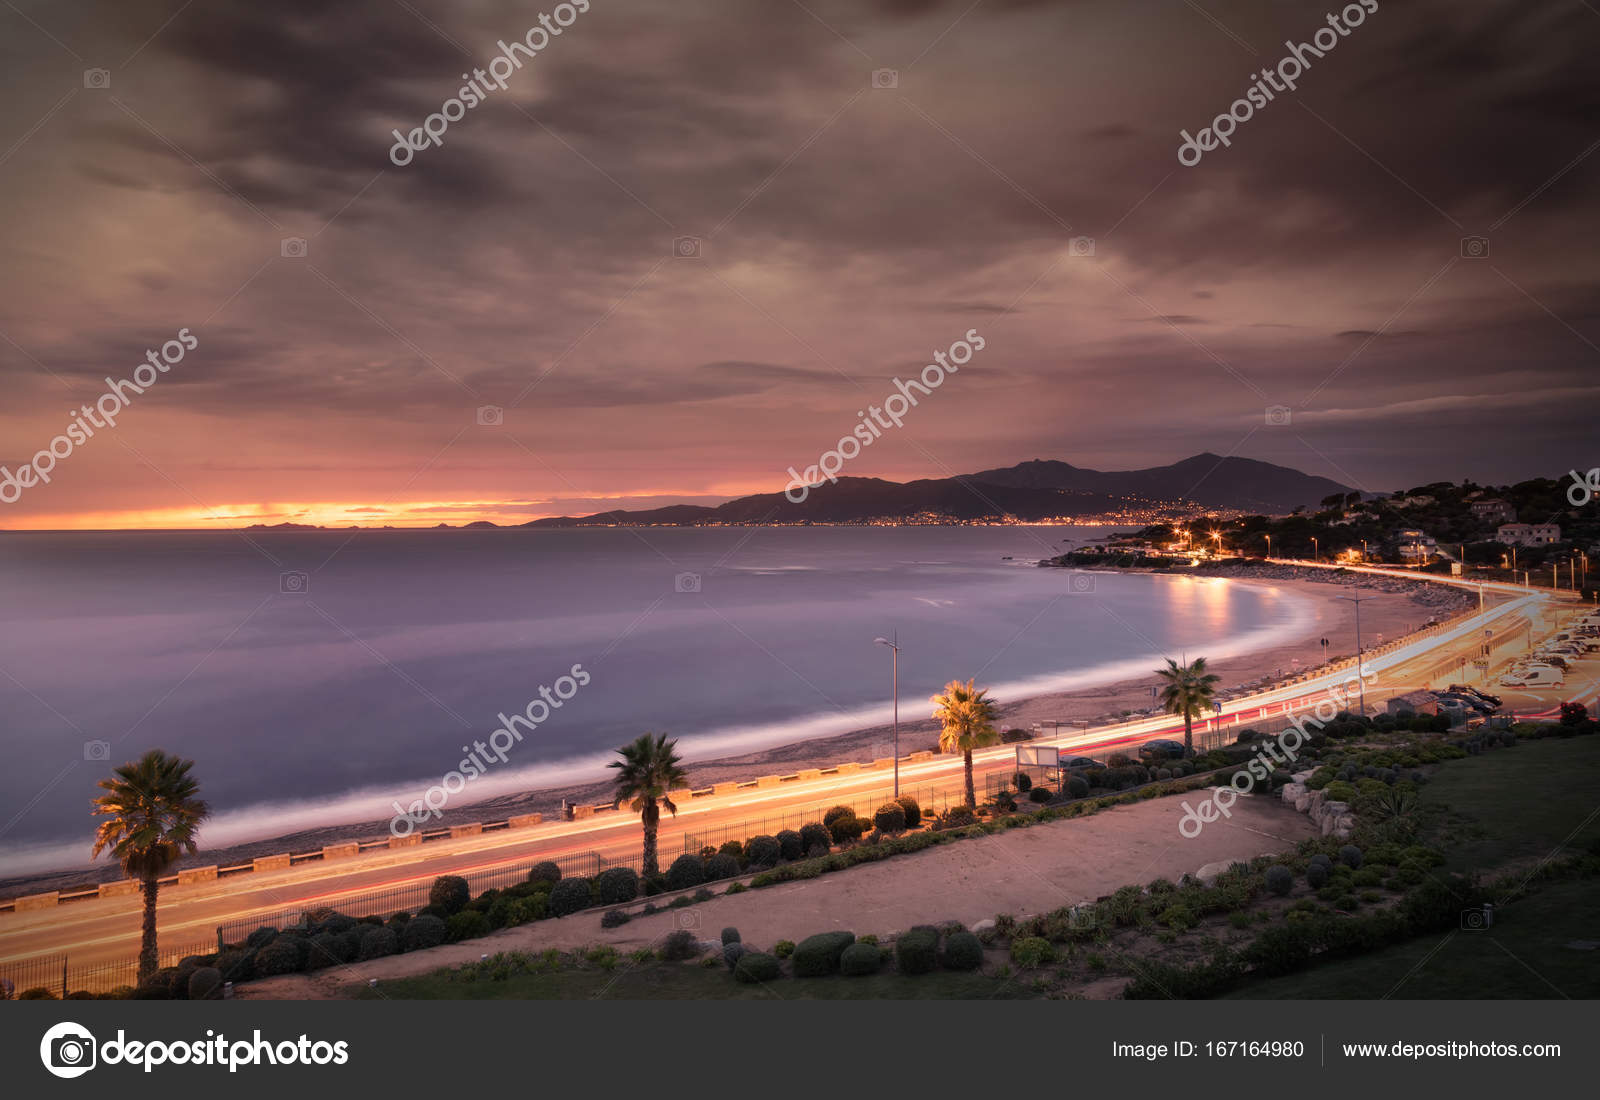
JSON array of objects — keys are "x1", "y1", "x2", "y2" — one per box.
[
  {"x1": 213, "y1": 848, "x2": 611, "y2": 948},
  {"x1": 0, "y1": 939, "x2": 215, "y2": 999}
]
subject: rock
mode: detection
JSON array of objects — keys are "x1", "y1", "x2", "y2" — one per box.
[
  {"x1": 970, "y1": 919, "x2": 996, "y2": 935},
  {"x1": 1195, "y1": 861, "x2": 1232, "y2": 884}
]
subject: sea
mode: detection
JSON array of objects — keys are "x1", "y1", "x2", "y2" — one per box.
[{"x1": 0, "y1": 526, "x2": 1316, "y2": 876}]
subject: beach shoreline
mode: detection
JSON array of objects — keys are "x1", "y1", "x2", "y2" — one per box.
[{"x1": 0, "y1": 564, "x2": 1474, "y2": 896}]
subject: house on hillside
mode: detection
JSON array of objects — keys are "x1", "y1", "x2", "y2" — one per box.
[
  {"x1": 1496, "y1": 522, "x2": 1561, "y2": 547},
  {"x1": 1396, "y1": 528, "x2": 1437, "y2": 561},
  {"x1": 1470, "y1": 499, "x2": 1517, "y2": 524}
]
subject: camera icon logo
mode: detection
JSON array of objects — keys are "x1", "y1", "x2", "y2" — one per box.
[
  {"x1": 1265, "y1": 405, "x2": 1292, "y2": 426},
  {"x1": 1460, "y1": 235, "x2": 1489, "y2": 260},
  {"x1": 672, "y1": 909, "x2": 702, "y2": 930},
  {"x1": 84, "y1": 739, "x2": 111, "y2": 762},
  {"x1": 280, "y1": 237, "x2": 308, "y2": 258},
  {"x1": 83, "y1": 69, "x2": 110, "y2": 90},
  {"x1": 675, "y1": 572, "x2": 702, "y2": 594},
  {"x1": 871, "y1": 68, "x2": 899, "y2": 89},
  {"x1": 672, "y1": 236, "x2": 701, "y2": 259},
  {"x1": 1068, "y1": 236, "x2": 1096, "y2": 257},
  {"x1": 41, "y1": 1022, "x2": 98, "y2": 1079},
  {"x1": 1068, "y1": 572, "x2": 1095, "y2": 594},
  {"x1": 476, "y1": 405, "x2": 504, "y2": 426},
  {"x1": 279, "y1": 570, "x2": 309, "y2": 595},
  {"x1": 1460, "y1": 906, "x2": 1492, "y2": 931},
  {"x1": 1067, "y1": 905, "x2": 1097, "y2": 930}
]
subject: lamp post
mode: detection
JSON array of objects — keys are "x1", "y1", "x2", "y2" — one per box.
[
  {"x1": 1336, "y1": 595, "x2": 1374, "y2": 714},
  {"x1": 1264, "y1": 533, "x2": 1271, "y2": 560},
  {"x1": 874, "y1": 635, "x2": 900, "y2": 797},
  {"x1": 1311, "y1": 537, "x2": 1319, "y2": 562}
]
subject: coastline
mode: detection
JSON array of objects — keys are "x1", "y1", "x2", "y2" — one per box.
[{"x1": 0, "y1": 564, "x2": 1473, "y2": 896}]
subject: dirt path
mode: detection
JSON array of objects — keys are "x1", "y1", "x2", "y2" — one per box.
[{"x1": 245, "y1": 793, "x2": 1315, "y2": 998}]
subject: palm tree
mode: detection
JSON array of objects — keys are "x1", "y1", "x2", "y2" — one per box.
[
  {"x1": 90, "y1": 749, "x2": 209, "y2": 983},
  {"x1": 609, "y1": 733, "x2": 688, "y2": 877},
  {"x1": 1156, "y1": 656, "x2": 1221, "y2": 756},
  {"x1": 931, "y1": 679, "x2": 1001, "y2": 808}
]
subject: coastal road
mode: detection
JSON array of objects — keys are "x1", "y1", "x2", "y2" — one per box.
[{"x1": 0, "y1": 570, "x2": 1584, "y2": 975}]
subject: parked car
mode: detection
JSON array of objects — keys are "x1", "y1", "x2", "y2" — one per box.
[
  {"x1": 1434, "y1": 693, "x2": 1494, "y2": 715},
  {"x1": 1138, "y1": 739, "x2": 1187, "y2": 762},
  {"x1": 1500, "y1": 666, "x2": 1565, "y2": 687},
  {"x1": 1448, "y1": 685, "x2": 1502, "y2": 708},
  {"x1": 1060, "y1": 755, "x2": 1101, "y2": 769}
]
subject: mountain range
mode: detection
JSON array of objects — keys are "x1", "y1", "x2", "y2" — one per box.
[{"x1": 523, "y1": 454, "x2": 1351, "y2": 527}]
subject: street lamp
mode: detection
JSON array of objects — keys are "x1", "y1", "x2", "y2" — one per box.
[
  {"x1": 1265, "y1": 533, "x2": 1271, "y2": 559},
  {"x1": 1311, "y1": 536, "x2": 1319, "y2": 562},
  {"x1": 874, "y1": 635, "x2": 900, "y2": 797},
  {"x1": 1336, "y1": 594, "x2": 1374, "y2": 714}
]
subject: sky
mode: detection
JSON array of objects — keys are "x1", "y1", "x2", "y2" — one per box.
[{"x1": 0, "y1": 0, "x2": 1596, "y2": 529}]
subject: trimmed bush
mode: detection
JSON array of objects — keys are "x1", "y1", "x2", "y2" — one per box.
[
  {"x1": 1028, "y1": 787, "x2": 1052, "y2": 803},
  {"x1": 773, "y1": 940, "x2": 796, "y2": 959},
  {"x1": 446, "y1": 910, "x2": 490, "y2": 942},
  {"x1": 1011, "y1": 936, "x2": 1055, "y2": 968},
  {"x1": 1307, "y1": 862, "x2": 1330, "y2": 889},
  {"x1": 734, "y1": 951, "x2": 782, "y2": 983},
  {"x1": 792, "y1": 930, "x2": 856, "y2": 977},
  {"x1": 776, "y1": 829, "x2": 804, "y2": 861},
  {"x1": 215, "y1": 949, "x2": 255, "y2": 983},
  {"x1": 828, "y1": 816, "x2": 867, "y2": 844},
  {"x1": 744, "y1": 834, "x2": 781, "y2": 866},
  {"x1": 895, "y1": 796, "x2": 922, "y2": 829},
  {"x1": 428, "y1": 875, "x2": 470, "y2": 916},
  {"x1": 1265, "y1": 866, "x2": 1294, "y2": 896},
  {"x1": 840, "y1": 942, "x2": 883, "y2": 976},
  {"x1": 1001, "y1": 727, "x2": 1032, "y2": 743},
  {"x1": 595, "y1": 867, "x2": 640, "y2": 905},
  {"x1": 659, "y1": 930, "x2": 700, "y2": 961},
  {"x1": 254, "y1": 936, "x2": 305, "y2": 977},
  {"x1": 1339, "y1": 845, "x2": 1364, "y2": 869},
  {"x1": 357, "y1": 925, "x2": 398, "y2": 961},
  {"x1": 942, "y1": 805, "x2": 978, "y2": 828},
  {"x1": 704, "y1": 853, "x2": 740, "y2": 881},
  {"x1": 823, "y1": 805, "x2": 856, "y2": 829},
  {"x1": 187, "y1": 967, "x2": 223, "y2": 1000},
  {"x1": 305, "y1": 932, "x2": 343, "y2": 970},
  {"x1": 799, "y1": 822, "x2": 832, "y2": 852},
  {"x1": 942, "y1": 931, "x2": 983, "y2": 971},
  {"x1": 1066, "y1": 775, "x2": 1089, "y2": 799},
  {"x1": 718, "y1": 840, "x2": 744, "y2": 861},
  {"x1": 527, "y1": 861, "x2": 562, "y2": 885},
  {"x1": 1012, "y1": 771, "x2": 1033, "y2": 792},
  {"x1": 721, "y1": 926, "x2": 741, "y2": 945},
  {"x1": 873, "y1": 802, "x2": 907, "y2": 833},
  {"x1": 896, "y1": 927, "x2": 940, "y2": 975},
  {"x1": 665, "y1": 854, "x2": 706, "y2": 891},
  {"x1": 600, "y1": 909, "x2": 630, "y2": 929},
  {"x1": 548, "y1": 877, "x2": 593, "y2": 917},
  {"x1": 723, "y1": 942, "x2": 747, "y2": 969},
  {"x1": 401, "y1": 914, "x2": 448, "y2": 952}
]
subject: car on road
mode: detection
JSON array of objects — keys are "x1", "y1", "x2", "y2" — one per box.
[
  {"x1": 1061, "y1": 755, "x2": 1101, "y2": 769},
  {"x1": 1434, "y1": 692, "x2": 1494, "y2": 716},
  {"x1": 1448, "y1": 684, "x2": 1502, "y2": 708},
  {"x1": 1500, "y1": 666, "x2": 1565, "y2": 687},
  {"x1": 1138, "y1": 739, "x2": 1187, "y2": 762}
]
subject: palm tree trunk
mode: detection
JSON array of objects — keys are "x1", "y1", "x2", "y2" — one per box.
[
  {"x1": 964, "y1": 751, "x2": 976, "y2": 808},
  {"x1": 138, "y1": 877, "x2": 160, "y2": 983},
  {"x1": 641, "y1": 800, "x2": 659, "y2": 877},
  {"x1": 1183, "y1": 713, "x2": 1194, "y2": 756}
]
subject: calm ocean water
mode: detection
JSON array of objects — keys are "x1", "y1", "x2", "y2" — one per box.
[{"x1": 0, "y1": 527, "x2": 1313, "y2": 875}]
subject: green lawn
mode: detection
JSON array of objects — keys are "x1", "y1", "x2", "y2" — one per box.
[
  {"x1": 1227, "y1": 876, "x2": 1600, "y2": 998},
  {"x1": 348, "y1": 962, "x2": 1032, "y2": 1000},
  {"x1": 1420, "y1": 734, "x2": 1600, "y2": 871}
]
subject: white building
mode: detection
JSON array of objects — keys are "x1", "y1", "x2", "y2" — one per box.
[{"x1": 1496, "y1": 523, "x2": 1561, "y2": 547}]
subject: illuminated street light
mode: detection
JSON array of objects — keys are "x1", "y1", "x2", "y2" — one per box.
[{"x1": 874, "y1": 635, "x2": 900, "y2": 797}]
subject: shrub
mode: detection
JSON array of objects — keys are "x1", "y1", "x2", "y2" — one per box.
[
  {"x1": 776, "y1": 829, "x2": 804, "y2": 860},
  {"x1": 723, "y1": 942, "x2": 747, "y2": 969},
  {"x1": 942, "y1": 931, "x2": 984, "y2": 970},
  {"x1": 1339, "y1": 845, "x2": 1364, "y2": 869},
  {"x1": 823, "y1": 805, "x2": 856, "y2": 830},
  {"x1": 446, "y1": 910, "x2": 490, "y2": 943},
  {"x1": 595, "y1": 867, "x2": 640, "y2": 905},
  {"x1": 1001, "y1": 727, "x2": 1032, "y2": 743},
  {"x1": 527, "y1": 861, "x2": 562, "y2": 885},
  {"x1": 187, "y1": 967, "x2": 223, "y2": 1000},
  {"x1": 828, "y1": 816, "x2": 867, "y2": 844},
  {"x1": 659, "y1": 930, "x2": 700, "y2": 961},
  {"x1": 840, "y1": 942, "x2": 883, "y2": 976},
  {"x1": 792, "y1": 930, "x2": 856, "y2": 977},
  {"x1": 1066, "y1": 775, "x2": 1089, "y2": 799},
  {"x1": 254, "y1": 936, "x2": 305, "y2": 977},
  {"x1": 734, "y1": 951, "x2": 782, "y2": 983},
  {"x1": 548, "y1": 877, "x2": 593, "y2": 917},
  {"x1": 895, "y1": 796, "x2": 922, "y2": 829},
  {"x1": 718, "y1": 840, "x2": 744, "y2": 861},
  {"x1": 941, "y1": 805, "x2": 978, "y2": 828},
  {"x1": 511, "y1": 895, "x2": 548, "y2": 924},
  {"x1": 1265, "y1": 866, "x2": 1294, "y2": 896},
  {"x1": 1029, "y1": 787, "x2": 1052, "y2": 803},
  {"x1": 357, "y1": 926, "x2": 398, "y2": 962},
  {"x1": 896, "y1": 927, "x2": 940, "y2": 975},
  {"x1": 665, "y1": 854, "x2": 706, "y2": 890},
  {"x1": 874, "y1": 802, "x2": 907, "y2": 833},
  {"x1": 214, "y1": 949, "x2": 255, "y2": 983},
  {"x1": 744, "y1": 834, "x2": 781, "y2": 866},
  {"x1": 304, "y1": 932, "x2": 343, "y2": 970},
  {"x1": 600, "y1": 909, "x2": 630, "y2": 929},
  {"x1": 428, "y1": 875, "x2": 470, "y2": 916},
  {"x1": 1012, "y1": 771, "x2": 1033, "y2": 791},
  {"x1": 401, "y1": 914, "x2": 448, "y2": 952},
  {"x1": 1306, "y1": 862, "x2": 1330, "y2": 889},
  {"x1": 704, "y1": 853, "x2": 740, "y2": 881},
  {"x1": 1010, "y1": 936, "x2": 1055, "y2": 969}
]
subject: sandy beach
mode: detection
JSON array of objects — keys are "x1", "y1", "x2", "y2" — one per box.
[{"x1": 1, "y1": 564, "x2": 1472, "y2": 895}]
